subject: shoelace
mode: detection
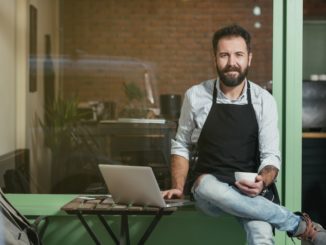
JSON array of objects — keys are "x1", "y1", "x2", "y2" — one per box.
[{"x1": 297, "y1": 213, "x2": 318, "y2": 241}]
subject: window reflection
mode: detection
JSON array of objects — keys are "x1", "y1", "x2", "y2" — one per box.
[
  {"x1": 62, "y1": 55, "x2": 160, "y2": 120},
  {"x1": 23, "y1": 0, "x2": 273, "y2": 194}
]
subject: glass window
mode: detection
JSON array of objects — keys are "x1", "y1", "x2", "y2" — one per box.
[{"x1": 2, "y1": 0, "x2": 274, "y2": 194}]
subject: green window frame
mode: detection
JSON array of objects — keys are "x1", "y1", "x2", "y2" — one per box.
[{"x1": 7, "y1": 0, "x2": 303, "y2": 244}]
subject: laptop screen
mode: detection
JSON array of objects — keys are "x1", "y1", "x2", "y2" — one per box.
[{"x1": 99, "y1": 164, "x2": 167, "y2": 207}]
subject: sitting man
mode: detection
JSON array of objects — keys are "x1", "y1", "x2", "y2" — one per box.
[{"x1": 163, "y1": 24, "x2": 326, "y2": 245}]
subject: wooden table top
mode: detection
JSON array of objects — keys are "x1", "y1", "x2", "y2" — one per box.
[{"x1": 61, "y1": 195, "x2": 177, "y2": 215}]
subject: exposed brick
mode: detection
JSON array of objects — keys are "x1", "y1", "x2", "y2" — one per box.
[{"x1": 61, "y1": 0, "x2": 276, "y2": 111}]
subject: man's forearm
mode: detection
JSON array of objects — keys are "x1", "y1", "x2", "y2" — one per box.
[
  {"x1": 259, "y1": 165, "x2": 279, "y2": 187},
  {"x1": 171, "y1": 155, "x2": 189, "y2": 192}
]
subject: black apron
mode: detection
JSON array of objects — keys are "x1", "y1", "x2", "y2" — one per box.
[{"x1": 191, "y1": 80, "x2": 279, "y2": 203}]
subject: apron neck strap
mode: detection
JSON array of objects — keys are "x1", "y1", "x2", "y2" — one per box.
[
  {"x1": 247, "y1": 81, "x2": 252, "y2": 105},
  {"x1": 213, "y1": 79, "x2": 217, "y2": 102}
]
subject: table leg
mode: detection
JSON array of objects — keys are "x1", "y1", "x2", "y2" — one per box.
[
  {"x1": 77, "y1": 212, "x2": 101, "y2": 245},
  {"x1": 120, "y1": 214, "x2": 130, "y2": 245},
  {"x1": 98, "y1": 215, "x2": 119, "y2": 245},
  {"x1": 138, "y1": 211, "x2": 163, "y2": 245}
]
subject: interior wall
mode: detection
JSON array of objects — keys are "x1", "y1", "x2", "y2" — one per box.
[
  {"x1": 0, "y1": 0, "x2": 17, "y2": 154},
  {"x1": 60, "y1": 0, "x2": 273, "y2": 110},
  {"x1": 26, "y1": 0, "x2": 60, "y2": 193}
]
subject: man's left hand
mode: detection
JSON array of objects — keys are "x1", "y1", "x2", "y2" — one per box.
[{"x1": 235, "y1": 175, "x2": 264, "y2": 197}]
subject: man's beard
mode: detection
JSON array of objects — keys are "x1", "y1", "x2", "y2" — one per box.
[{"x1": 217, "y1": 65, "x2": 249, "y2": 87}]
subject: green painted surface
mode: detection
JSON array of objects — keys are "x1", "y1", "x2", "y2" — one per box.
[
  {"x1": 42, "y1": 213, "x2": 245, "y2": 245},
  {"x1": 6, "y1": 194, "x2": 245, "y2": 245},
  {"x1": 6, "y1": 194, "x2": 76, "y2": 216},
  {"x1": 273, "y1": 1, "x2": 286, "y2": 243},
  {"x1": 273, "y1": 0, "x2": 303, "y2": 244},
  {"x1": 284, "y1": 0, "x2": 303, "y2": 215}
]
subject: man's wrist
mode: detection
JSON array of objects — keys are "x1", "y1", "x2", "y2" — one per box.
[
  {"x1": 262, "y1": 179, "x2": 268, "y2": 189},
  {"x1": 172, "y1": 185, "x2": 183, "y2": 192},
  {"x1": 262, "y1": 176, "x2": 277, "y2": 188},
  {"x1": 259, "y1": 165, "x2": 278, "y2": 187}
]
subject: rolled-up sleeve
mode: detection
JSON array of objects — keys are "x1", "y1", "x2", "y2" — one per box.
[
  {"x1": 171, "y1": 89, "x2": 196, "y2": 160},
  {"x1": 257, "y1": 92, "x2": 281, "y2": 173}
]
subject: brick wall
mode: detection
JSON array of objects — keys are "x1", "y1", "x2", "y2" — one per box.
[
  {"x1": 304, "y1": 0, "x2": 326, "y2": 20},
  {"x1": 60, "y1": 0, "x2": 273, "y2": 112}
]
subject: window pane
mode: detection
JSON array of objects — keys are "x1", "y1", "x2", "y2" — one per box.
[{"x1": 23, "y1": 0, "x2": 273, "y2": 194}]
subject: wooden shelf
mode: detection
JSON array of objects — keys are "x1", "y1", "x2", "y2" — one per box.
[{"x1": 302, "y1": 132, "x2": 326, "y2": 138}]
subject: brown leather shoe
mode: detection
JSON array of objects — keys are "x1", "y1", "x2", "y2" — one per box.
[{"x1": 295, "y1": 213, "x2": 326, "y2": 245}]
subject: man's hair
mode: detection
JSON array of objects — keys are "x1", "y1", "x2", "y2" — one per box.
[{"x1": 212, "y1": 24, "x2": 251, "y2": 56}]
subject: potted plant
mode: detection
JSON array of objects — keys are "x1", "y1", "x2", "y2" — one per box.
[
  {"x1": 39, "y1": 96, "x2": 87, "y2": 192},
  {"x1": 41, "y1": 96, "x2": 81, "y2": 153},
  {"x1": 119, "y1": 82, "x2": 148, "y2": 118}
]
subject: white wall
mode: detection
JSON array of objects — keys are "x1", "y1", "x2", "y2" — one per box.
[
  {"x1": 0, "y1": 0, "x2": 59, "y2": 192},
  {"x1": 0, "y1": 0, "x2": 17, "y2": 154},
  {"x1": 27, "y1": 0, "x2": 60, "y2": 193}
]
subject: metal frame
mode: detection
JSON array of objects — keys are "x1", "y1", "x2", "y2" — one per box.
[{"x1": 75, "y1": 209, "x2": 171, "y2": 245}]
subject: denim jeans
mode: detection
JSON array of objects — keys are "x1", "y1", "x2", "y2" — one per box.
[{"x1": 192, "y1": 174, "x2": 301, "y2": 245}]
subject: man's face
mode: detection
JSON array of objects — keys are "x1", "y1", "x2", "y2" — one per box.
[{"x1": 215, "y1": 36, "x2": 252, "y2": 87}]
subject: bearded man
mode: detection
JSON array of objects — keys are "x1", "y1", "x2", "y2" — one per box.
[{"x1": 163, "y1": 24, "x2": 326, "y2": 245}]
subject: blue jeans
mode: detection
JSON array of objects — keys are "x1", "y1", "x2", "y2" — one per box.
[{"x1": 192, "y1": 174, "x2": 301, "y2": 245}]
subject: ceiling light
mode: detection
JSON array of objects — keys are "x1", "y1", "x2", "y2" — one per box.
[
  {"x1": 253, "y1": 5, "x2": 261, "y2": 16},
  {"x1": 254, "y1": 21, "x2": 261, "y2": 29}
]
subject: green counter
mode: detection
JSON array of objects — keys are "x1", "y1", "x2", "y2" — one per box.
[{"x1": 6, "y1": 194, "x2": 245, "y2": 245}]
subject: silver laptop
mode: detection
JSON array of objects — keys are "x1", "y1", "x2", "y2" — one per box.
[{"x1": 98, "y1": 164, "x2": 192, "y2": 208}]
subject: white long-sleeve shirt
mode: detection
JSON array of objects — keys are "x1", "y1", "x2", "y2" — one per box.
[{"x1": 171, "y1": 78, "x2": 281, "y2": 173}]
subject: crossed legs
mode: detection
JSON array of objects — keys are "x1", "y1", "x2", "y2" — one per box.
[{"x1": 192, "y1": 174, "x2": 300, "y2": 245}]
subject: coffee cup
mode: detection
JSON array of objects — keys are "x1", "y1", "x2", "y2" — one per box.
[{"x1": 234, "y1": 172, "x2": 258, "y2": 182}]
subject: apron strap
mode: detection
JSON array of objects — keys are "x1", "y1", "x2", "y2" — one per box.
[
  {"x1": 247, "y1": 81, "x2": 252, "y2": 105},
  {"x1": 213, "y1": 79, "x2": 217, "y2": 103}
]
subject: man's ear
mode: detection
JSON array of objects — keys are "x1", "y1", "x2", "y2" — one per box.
[{"x1": 248, "y1": 52, "x2": 253, "y2": 66}]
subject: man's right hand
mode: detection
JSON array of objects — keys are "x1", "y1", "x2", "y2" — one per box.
[{"x1": 162, "y1": 189, "x2": 184, "y2": 199}]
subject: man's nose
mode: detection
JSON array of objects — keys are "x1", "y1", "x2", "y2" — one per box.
[{"x1": 227, "y1": 55, "x2": 237, "y2": 66}]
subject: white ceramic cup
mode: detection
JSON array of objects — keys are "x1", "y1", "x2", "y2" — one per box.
[{"x1": 234, "y1": 172, "x2": 258, "y2": 182}]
